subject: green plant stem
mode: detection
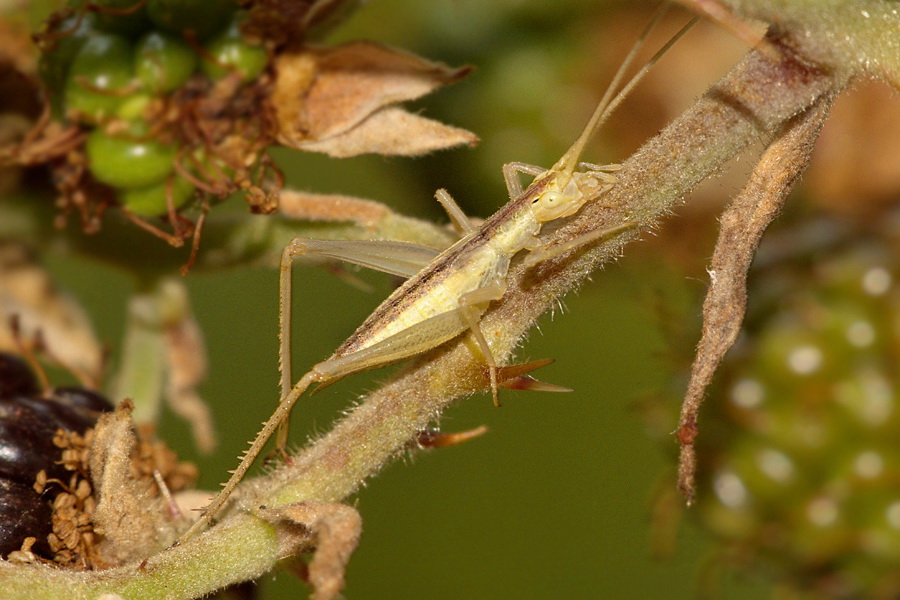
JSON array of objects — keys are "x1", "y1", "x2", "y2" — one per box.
[
  {"x1": 0, "y1": 516, "x2": 276, "y2": 599},
  {"x1": 0, "y1": 196, "x2": 457, "y2": 277}
]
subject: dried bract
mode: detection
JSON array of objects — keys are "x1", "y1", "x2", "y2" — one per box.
[{"x1": 272, "y1": 41, "x2": 477, "y2": 157}]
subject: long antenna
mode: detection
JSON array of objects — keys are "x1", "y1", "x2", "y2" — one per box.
[{"x1": 554, "y1": 7, "x2": 699, "y2": 174}]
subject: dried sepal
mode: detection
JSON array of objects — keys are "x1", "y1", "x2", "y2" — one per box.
[
  {"x1": 90, "y1": 400, "x2": 181, "y2": 563},
  {"x1": 258, "y1": 502, "x2": 362, "y2": 600},
  {"x1": 675, "y1": 93, "x2": 835, "y2": 502},
  {"x1": 297, "y1": 105, "x2": 479, "y2": 159},
  {"x1": 0, "y1": 243, "x2": 102, "y2": 382},
  {"x1": 272, "y1": 41, "x2": 477, "y2": 157}
]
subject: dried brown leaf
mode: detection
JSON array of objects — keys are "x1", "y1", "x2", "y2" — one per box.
[
  {"x1": 297, "y1": 105, "x2": 478, "y2": 158},
  {"x1": 273, "y1": 41, "x2": 476, "y2": 156},
  {"x1": 259, "y1": 502, "x2": 362, "y2": 600},
  {"x1": 675, "y1": 93, "x2": 835, "y2": 502}
]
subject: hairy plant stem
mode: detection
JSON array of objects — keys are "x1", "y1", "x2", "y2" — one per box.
[
  {"x1": 255, "y1": 25, "x2": 849, "y2": 510},
  {"x1": 0, "y1": 26, "x2": 851, "y2": 600}
]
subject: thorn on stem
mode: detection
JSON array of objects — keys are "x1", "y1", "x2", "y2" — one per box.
[
  {"x1": 417, "y1": 425, "x2": 489, "y2": 449},
  {"x1": 495, "y1": 358, "x2": 573, "y2": 393}
]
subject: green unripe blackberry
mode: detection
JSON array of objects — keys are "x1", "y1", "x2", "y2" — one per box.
[
  {"x1": 135, "y1": 31, "x2": 197, "y2": 94},
  {"x1": 85, "y1": 127, "x2": 176, "y2": 189},
  {"x1": 694, "y1": 242, "x2": 900, "y2": 599},
  {"x1": 119, "y1": 174, "x2": 195, "y2": 216},
  {"x1": 147, "y1": 0, "x2": 235, "y2": 40},
  {"x1": 64, "y1": 32, "x2": 135, "y2": 122},
  {"x1": 200, "y1": 20, "x2": 268, "y2": 83},
  {"x1": 38, "y1": 13, "x2": 97, "y2": 116}
]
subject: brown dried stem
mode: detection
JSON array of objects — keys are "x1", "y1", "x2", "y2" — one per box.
[{"x1": 675, "y1": 92, "x2": 836, "y2": 504}]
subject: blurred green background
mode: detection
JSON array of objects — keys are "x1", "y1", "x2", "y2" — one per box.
[{"x1": 37, "y1": 0, "x2": 774, "y2": 597}]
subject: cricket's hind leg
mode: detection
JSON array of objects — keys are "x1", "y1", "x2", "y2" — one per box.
[
  {"x1": 176, "y1": 369, "x2": 323, "y2": 545},
  {"x1": 277, "y1": 238, "x2": 442, "y2": 452}
]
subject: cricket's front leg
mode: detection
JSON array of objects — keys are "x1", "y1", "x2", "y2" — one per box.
[
  {"x1": 522, "y1": 220, "x2": 638, "y2": 269},
  {"x1": 435, "y1": 188, "x2": 477, "y2": 236},
  {"x1": 276, "y1": 238, "x2": 442, "y2": 452}
]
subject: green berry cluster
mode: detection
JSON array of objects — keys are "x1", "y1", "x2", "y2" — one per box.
[
  {"x1": 38, "y1": 0, "x2": 269, "y2": 218},
  {"x1": 696, "y1": 240, "x2": 900, "y2": 598}
]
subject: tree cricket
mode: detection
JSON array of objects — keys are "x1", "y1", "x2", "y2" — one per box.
[{"x1": 178, "y1": 8, "x2": 697, "y2": 544}]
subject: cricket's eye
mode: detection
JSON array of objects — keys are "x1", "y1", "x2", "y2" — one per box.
[
  {"x1": 537, "y1": 191, "x2": 562, "y2": 208},
  {"x1": 534, "y1": 185, "x2": 581, "y2": 221}
]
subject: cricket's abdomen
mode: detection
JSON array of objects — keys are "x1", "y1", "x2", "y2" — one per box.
[
  {"x1": 329, "y1": 183, "x2": 544, "y2": 365},
  {"x1": 334, "y1": 248, "x2": 499, "y2": 357}
]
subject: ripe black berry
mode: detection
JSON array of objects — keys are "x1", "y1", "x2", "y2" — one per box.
[{"x1": 0, "y1": 354, "x2": 113, "y2": 558}]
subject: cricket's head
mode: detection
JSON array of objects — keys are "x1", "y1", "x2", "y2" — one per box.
[
  {"x1": 531, "y1": 170, "x2": 586, "y2": 223},
  {"x1": 531, "y1": 165, "x2": 615, "y2": 224},
  {"x1": 527, "y1": 5, "x2": 695, "y2": 226},
  {"x1": 530, "y1": 6, "x2": 692, "y2": 225}
]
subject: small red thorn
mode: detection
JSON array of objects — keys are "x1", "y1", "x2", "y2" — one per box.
[
  {"x1": 286, "y1": 557, "x2": 311, "y2": 584},
  {"x1": 417, "y1": 425, "x2": 489, "y2": 449},
  {"x1": 495, "y1": 358, "x2": 572, "y2": 393}
]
